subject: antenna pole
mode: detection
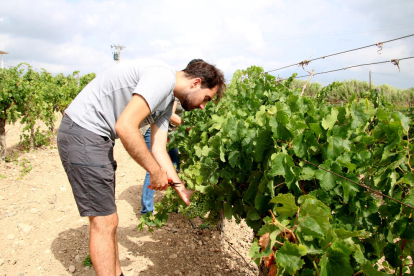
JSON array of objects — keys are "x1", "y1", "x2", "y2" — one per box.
[{"x1": 110, "y1": 45, "x2": 126, "y2": 63}]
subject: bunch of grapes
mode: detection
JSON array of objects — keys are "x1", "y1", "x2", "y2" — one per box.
[
  {"x1": 179, "y1": 191, "x2": 221, "y2": 228},
  {"x1": 179, "y1": 191, "x2": 209, "y2": 219}
]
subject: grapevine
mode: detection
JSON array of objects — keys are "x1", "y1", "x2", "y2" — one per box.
[
  {"x1": 152, "y1": 65, "x2": 414, "y2": 275},
  {"x1": 0, "y1": 63, "x2": 95, "y2": 158}
]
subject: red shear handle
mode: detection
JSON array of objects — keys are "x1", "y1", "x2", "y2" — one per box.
[
  {"x1": 167, "y1": 178, "x2": 181, "y2": 187},
  {"x1": 148, "y1": 178, "x2": 174, "y2": 188}
]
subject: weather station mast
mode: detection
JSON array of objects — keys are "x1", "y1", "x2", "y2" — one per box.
[
  {"x1": 111, "y1": 45, "x2": 125, "y2": 63},
  {"x1": 0, "y1": 51, "x2": 9, "y2": 69}
]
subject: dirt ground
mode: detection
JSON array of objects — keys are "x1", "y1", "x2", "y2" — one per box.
[{"x1": 0, "y1": 115, "x2": 258, "y2": 276}]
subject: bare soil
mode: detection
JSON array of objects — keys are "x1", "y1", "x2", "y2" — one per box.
[{"x1": 0, "y1": 116, "x2": 258, "y2": 276}]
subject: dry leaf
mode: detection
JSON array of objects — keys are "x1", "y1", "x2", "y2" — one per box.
[
  {"x1": 259, "y1": 233, "x2": 270, "y2": 249},
  {"x1": 263, "y1": 252, "x2": 275, "y2": 267},
  {"x1": 269, "y1": 264, "x2": 278, "y2": 276}
]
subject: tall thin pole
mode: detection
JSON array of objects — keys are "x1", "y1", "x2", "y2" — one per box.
[
  {"x1": 369, "y1": 70, "x2": 371, "y2": 90},
  {"x1": 117, "y1": 47, "x2": 121, "y2": 64},
  {"x1": 110, "y1": 45, "x2": 125, "y2": 63},
  {"x1": 0, "y1": 51, "x2": 9, "y2": 69}
]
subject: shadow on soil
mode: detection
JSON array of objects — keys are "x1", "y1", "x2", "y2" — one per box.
[
  {"x1": 51, "y1": 186, "x2": 251, "y2": 276},
  {"x1": 117, "y1": 185, "x2": 165, "y2": 218}
]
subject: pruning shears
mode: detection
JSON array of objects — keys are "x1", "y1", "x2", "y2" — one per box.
[
  {"x1": 167, "y1": 178, "x2": 181, "y2": 187},
  {"x1": 148, "y1": 178, "x2": 181, "y2": 189}
]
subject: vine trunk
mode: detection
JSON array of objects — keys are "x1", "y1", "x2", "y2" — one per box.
[{"x1": 0, "y1": 118, "x2": 5, "y2": 160}]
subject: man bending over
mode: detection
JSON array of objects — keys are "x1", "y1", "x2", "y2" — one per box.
[{"x1": 57, "y1": 59, "x2": 225, "y2": 276}]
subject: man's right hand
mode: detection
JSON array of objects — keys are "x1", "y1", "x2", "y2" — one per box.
[{"x1": 148, "y1": 168, "x2": 169, "y2": 191}]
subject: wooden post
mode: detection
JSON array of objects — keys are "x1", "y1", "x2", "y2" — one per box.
[
  {"x1": 301, "y1": 69, "x2": 315, "y2": 97},
  {"x1": 369, "y1": 70, "x2": 371, "y2": 90}
]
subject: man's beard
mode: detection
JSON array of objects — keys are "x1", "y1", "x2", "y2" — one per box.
[{"x1": 181, "y1": 91, "x2": 195, "y2": 111}]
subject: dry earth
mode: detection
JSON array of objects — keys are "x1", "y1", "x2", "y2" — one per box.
[{"x1": 0, "y1": 116, "x2": 258, "y2": 276}]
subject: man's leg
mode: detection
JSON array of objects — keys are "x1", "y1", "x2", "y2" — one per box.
[
  {"x1": 57, "y1": 115, "x2": 121, "y2": 276},
  {"x1": 141, "y1": 128, "x2": 155, "y2": 214},
  {"x1": 89, "y1": 212, "x2": 122, "y2": 276},
  {"x1": 168, "y1": 147, "x2": 180, "y2": 172}
]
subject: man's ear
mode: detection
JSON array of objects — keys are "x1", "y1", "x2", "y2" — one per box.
[{"x1": 192, "y1": 78, "x2": 201, "y2": 88}]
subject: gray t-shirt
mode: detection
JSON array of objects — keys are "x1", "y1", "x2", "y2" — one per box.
[
  {"x1": 139, "y1": 98, "x2": 184, "y2": 136},
  {"x1": 66, "y1": 59, "x2": 176, "y2": 141}
]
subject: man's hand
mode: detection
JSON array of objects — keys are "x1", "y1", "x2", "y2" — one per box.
[
  {"x1": 150, "y1": 124, "x2": 193, "y2": 204},
  {"x1": 148, "y1": 168, "x2": 169, "y2": 191},
  {"x1": 173, "y1": 185, "x2": 194, "y2": 206}
]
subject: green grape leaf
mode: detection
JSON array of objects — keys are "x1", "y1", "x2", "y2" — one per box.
[
  {"x1": 209, "y1": 114, "x2": 225, "y2": 130},
  {"x1": 247, "y1": 208, "x2": 260, "y2": 221},
  {"x1": 354, "y1": 250, "x2": 387, "y2": 276},
  {"x1": 376, "y1": 108, "x2": 389, "y2": 121},
  {"x1": 268, "y1": 153, "x2": 295, "y2": 185},
  {"x1": 404, "y1": 191, "x2": 414, "y2": 207},
  {"x1": 298, "y1": 202, "x2": 330, "y2": 239},
  {"x1": 270, "y1": 193, "x2": 298, "y2": 219},
  {"x1": 275, "y1": 241, "x2": 307, "y2": 274},
  {"x1": 228, "y1": 151, "x2": 240, "y2": 168},
  {"x1": 224, "y1": 201, "x2": 233, "y2": 220},
  {"x1": 253, "y1": 129, "x2": 272, "y2": 162},
  {"x1": 360, "y1": 263, "x2": 387, "y2": 276},
  {"x1": 299, "y1": 166, "x2": 316, "y2": 181},
  {"x1": 315, "y1": 161, "x2": 341, "y2": 191},
  {"x1": 334, "y1": 228, "x2": 367, "y2": 239},
  {"x1": 322, "y1": 108, "x2": 338, "y2": 130},
  {"x1": 223, "y1": 114, "x2": 237, "y2": 134},
  {"x1": 392, "y1": 217, "x2": 414, "y2": 240},
  {"x1": 249, "y1": 238, "x2": 261, "y2": 265},
  {"x1": 392, "y1": 111, "x2": 410, "y2": 131},
  {"x1": 292, "y1": 133, "x2": 307, "y2": 158},
  {"x1": 319, "y1": 241, "x2": 353, "y2": 276},
  {"x1": 402, "y1": 172, "x2": 414, "y2": 186},
  {"x1": 350, "y1": 101, "x2": 371, "y2": 129},
  {"x1": 255, "y1": 194, "x2": 271, "y2": 213},
  {"x1": 384, "y1": 243, "x2": 402, "y2": 268}
]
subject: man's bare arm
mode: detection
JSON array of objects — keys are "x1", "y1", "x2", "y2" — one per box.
[
  {"x1": 170, "y1": 100, "x2": 184, "y2": 126},
  {"x1": 170, "y1": 113, "x2": 184, "y2": 126},
  {"x1": 151, "y1": 124, "x2": 193, "y2": 205},
  {"x1": 115, "y1": 94, "x2": 168, "y2": 190}
]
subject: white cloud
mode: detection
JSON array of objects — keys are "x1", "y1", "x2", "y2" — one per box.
[
  {"x1": 150, "y1": 40, "x2": 173, "y2": 51},
  {"x1": 0, "y1": 0, "x2": 413, "y2": 88},
  {"x1": 83, "y1": 14, "x2": 100, "y2": 27}
]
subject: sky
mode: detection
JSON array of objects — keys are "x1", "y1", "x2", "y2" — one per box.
[{"x1": 1, "y1": 0, "x2": 413, "y2": 89}]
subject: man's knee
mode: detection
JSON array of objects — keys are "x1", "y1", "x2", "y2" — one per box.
[{"x1": 89, "y1": 213, "x2": 118, "y2": 235}]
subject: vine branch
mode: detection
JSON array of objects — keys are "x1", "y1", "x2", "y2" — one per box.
[{"x1": 301, "y1": 69, "x2": 315, "y2": 97}]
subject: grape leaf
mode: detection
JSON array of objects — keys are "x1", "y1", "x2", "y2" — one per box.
[
  {"x1": 322, "y1": 108, "x2": 338, "y2": 130},
  {"x1": 298, "y1": 202, "x2": 330, "y2": 239},
  {"x1": 270, "y1": 193, "x2": 298, "y2": 219},
  {"x1": 275, "y1": 241, "x2": 307, "y2": 274},
  {"x1": 319, "y1": 241, "x2": 353, "y2": 276},
  {"x1": 384, "y1": 243, "x2": 402, "y2": 268}
]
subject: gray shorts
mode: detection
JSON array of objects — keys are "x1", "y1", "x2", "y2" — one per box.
[{"x1": 57, "y1": 115, "x2": 117, "y2": 217}]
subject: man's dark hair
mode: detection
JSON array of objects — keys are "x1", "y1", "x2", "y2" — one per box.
[
  {"x1": 188, "y1": 59, "x2": 204, "y2": 66},
  {"x1": 183, "y1": 60, "x2": 226, "y2": 102}
]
